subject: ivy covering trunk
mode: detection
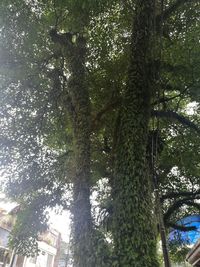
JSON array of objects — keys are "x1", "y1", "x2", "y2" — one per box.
[
  {"x1": 112, "y1": 0, "x2": 159, "y2": 266},
  {"x1": 49, "y1": 30, "x2": 94, "y2": 266},
  {"x1": 69, "y1": 38, "x2": 93, "y2": 267},
  {"x1": 1, "y1": 0, "x2": 200, "y2": 266}
]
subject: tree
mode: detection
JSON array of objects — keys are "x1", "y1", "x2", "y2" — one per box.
[
  {"x1": 111, "y1": 1, "x2": 159, "y2": 266},
  {"x1": 0, "y1": 1, "x2": 114, "y2": 266},
  {"x1": 0, "y1": 0, "x2": 200, "y2": 266},
  {"x1": 92, "y1": 1, "x2": 200, "y2": 265}
]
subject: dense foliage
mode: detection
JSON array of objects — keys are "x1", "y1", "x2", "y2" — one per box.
[{"x1": 0, "y1": 0, "x2": 200, "y2": 266}]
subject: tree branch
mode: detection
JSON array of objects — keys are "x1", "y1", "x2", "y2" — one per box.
[
  {"x1": 167, "y1": 222, "x2": 197, "y2": 232},
  {"x1": 157, "y1": 0, "x2": 195, "y2": 23},
  {"x1": 161, "y1": 190, "x2": 200, "y2": 202},
  {"x1": 163, "y1": 0, "x2": 189, "y2": 20},
  {"x1": 156, "y1": 0, "x2": 197, "y2": 35},
  {"x1": 47, "y1": 68, "x2": 74, "y2": 118},
  {"x1": 49, "y1": 28, "x2": 73, "y2": 47},
  {"x1": 153, "y1": 94, "x2": 181, "y2": 105},
  {"x1": 152, "y1": 110, "x2": 200, "y2": 133},
  {"x1": 91, "y1": 99, "x2": 121, "y2": 130},
  {"x1": 164, "y1": 198, "x2": 200, "y2": 223},
  {"x1": 92, "y1": 104, "x2": 200, "y2": 134}
]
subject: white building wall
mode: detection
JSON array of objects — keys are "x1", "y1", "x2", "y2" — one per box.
[
  {"x1": 0, "y1": 227, "x2": 9, "y2": 248},
  {"x1": 23, "y1": 241, "x2": 57, "y2": 267}
]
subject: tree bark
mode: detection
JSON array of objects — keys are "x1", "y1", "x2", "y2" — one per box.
[
  {"x1": 112, "y1": 1, "x2": 159, "y2": 266},
  {"x1": 49, "y1": 29, "x2": 110, "y2": 267},
  {"x1": 66, "y1": 37, "x2": 94, "y2": 267}
]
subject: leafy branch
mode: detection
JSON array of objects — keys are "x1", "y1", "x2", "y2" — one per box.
[
  {"x1": 161, "y1": 189, "x2": 200, "y2": 202},
  {"x1": 164, "y1": 198, "x2": 200, "y2": 223},
  {"x1": 167, "y1": 222, "x2": 197, "y2": 232},
  {"x1": 152, "y1": 110, "x2": 200, "y2": 133}
]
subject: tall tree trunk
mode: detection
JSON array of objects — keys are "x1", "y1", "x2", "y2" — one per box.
[
  {"x1": 112, "y1": 1, "x2": 159, "y2": 266},
  {"x1": 67, "y1": 37, "x2": 94, "y2": 267},
  {"x1": 50, "y1": 30, "x2": 109, "y2": 267}
]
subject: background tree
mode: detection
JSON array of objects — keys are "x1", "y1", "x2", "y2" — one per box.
[
  {"x1": 0, "y1": 0, "x2": 116, "y2": 266},
  {"x1": 0, "y1": 0, "x2": 200, "y2": 266}
]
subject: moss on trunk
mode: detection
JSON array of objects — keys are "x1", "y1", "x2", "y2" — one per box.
[
  {"x1": 66, "y1": 38, "x2": 95, "y2": 267},
  {"x1": 112, "y1": 1, "x2": 159, "y2": 266}
]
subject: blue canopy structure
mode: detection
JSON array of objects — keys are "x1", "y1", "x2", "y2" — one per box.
[{"x1": 169, "y1": 215, "x2": 200, "y2": 245}]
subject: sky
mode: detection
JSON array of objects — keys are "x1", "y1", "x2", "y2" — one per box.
[{"x1": 48, "y1": 209, "x2": 71, "y2": 243}]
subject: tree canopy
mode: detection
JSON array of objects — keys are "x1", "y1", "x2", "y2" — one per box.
[{"x1": 0, "y1": 0, "x2": 200, "y2": 266}]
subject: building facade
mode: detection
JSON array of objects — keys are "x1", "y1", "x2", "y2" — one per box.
[
  {"x1": 186, "y1": 239, "x2": 200, "y2": 266},
  {"x1": 0, "y1": 208, "x2": 62, "y2": 267}
]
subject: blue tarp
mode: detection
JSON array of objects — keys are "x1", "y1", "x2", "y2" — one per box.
[{"x1": 169, "y1": 215, "x2": 200, "y2": 244}]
